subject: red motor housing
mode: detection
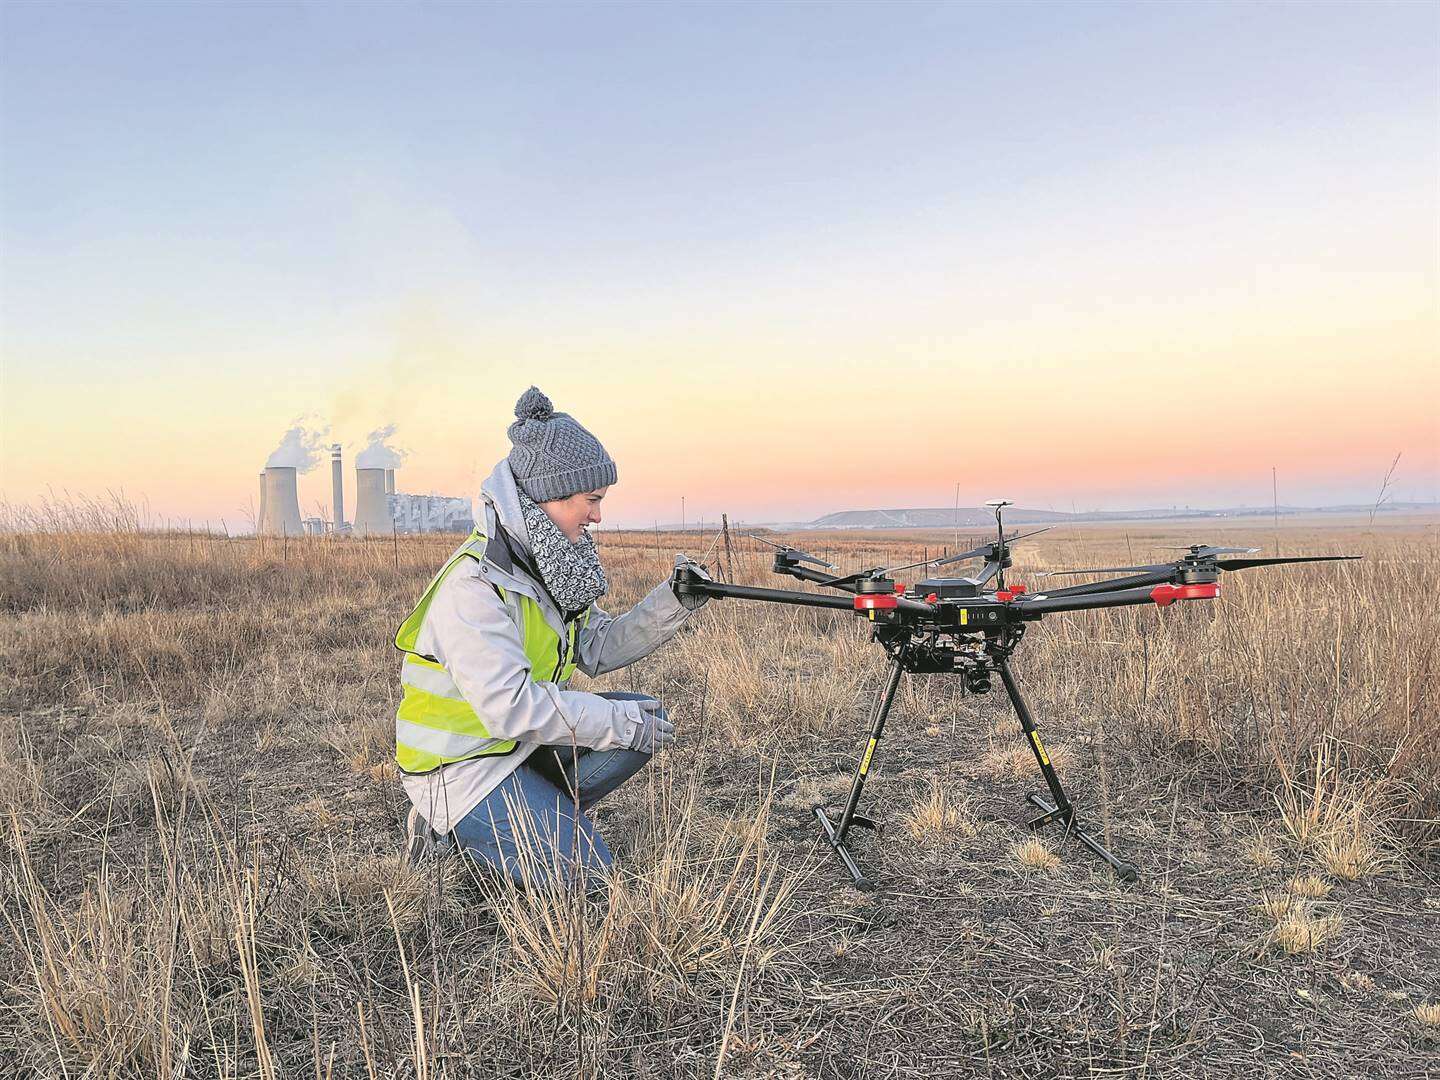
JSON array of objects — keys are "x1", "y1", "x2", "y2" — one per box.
[{"x1": 1151, "y1": 582, "x2": 1219, "y2": 607}]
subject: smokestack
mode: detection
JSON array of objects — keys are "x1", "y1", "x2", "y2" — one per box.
[
  {"x1": 354, "y1": 467, "x2": 392, "y2": 536},
  {"x1": 259, "y1": 467, "x2": 303, "y2": 536},
  {"x1": 257, "y1": 472, "x2": 267, "y2": 533},
  {"x1": 385, "y1": 468, "x2": 396, "y2": 495},
  {"x1": 330, "y1": 444, "x2": 345, "y2": 530}
]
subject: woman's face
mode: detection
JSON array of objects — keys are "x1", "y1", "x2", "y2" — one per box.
[{"x1": 539, "y1": 486, "x2": 609, "y2": 543}]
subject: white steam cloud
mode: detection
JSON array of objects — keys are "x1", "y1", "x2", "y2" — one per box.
[
  {"x1": 265, "y1": 421, "x2": 329, "y2": 472},
  {"x1": 356, "y1": 424, "x2": 407, "y2": 470}
]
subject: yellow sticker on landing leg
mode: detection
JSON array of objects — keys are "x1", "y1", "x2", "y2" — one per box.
[
  {"x1": 1029, "y1": 731, "x2": 1051, "y2": 766},
  {"x1": 859, "y1": 737, "x2": 877, "y2": 774},
  {"x1": 868, "y1": 610, "x2": 875, "y2": 621},
  {"x1": 960, "y1": 608, "x2": 969, "y2": 625}
]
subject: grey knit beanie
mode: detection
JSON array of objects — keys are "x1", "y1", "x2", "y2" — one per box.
[{"x1": 506, "y1": 387, "x2": 617, "y2": 502}]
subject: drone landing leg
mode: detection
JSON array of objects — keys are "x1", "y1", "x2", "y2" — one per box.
[
  {"x1": 995, "y1": 658, "x2": 1138, "y2": 882},
  {"x1": 814, "y1": 659, "x2": 904, "y2": 891}
]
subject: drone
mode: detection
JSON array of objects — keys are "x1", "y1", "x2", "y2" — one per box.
[{"x1": 672, "y1": 501, "x2": 1359, "y2": 890}]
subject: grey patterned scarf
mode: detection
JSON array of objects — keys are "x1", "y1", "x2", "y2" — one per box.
[{"x1": 516, "y1": 491, "x2": 608, "y2": 615}]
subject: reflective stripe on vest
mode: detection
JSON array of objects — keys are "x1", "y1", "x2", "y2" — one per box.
[{"x1": 393, "y1": 529, "x2": 591, "y2": 775}]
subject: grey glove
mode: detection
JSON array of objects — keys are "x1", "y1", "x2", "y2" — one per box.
[
  {"x1": 625, "y1": 698, "x2": 675, "y2": 753},
  {"x1": 672, "y1": 554, "x2": 713, "y2": 611}
]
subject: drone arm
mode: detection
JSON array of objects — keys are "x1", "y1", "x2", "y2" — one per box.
[
  {"x1": 1017, "y1": 581, "x2": 1215, "y2": 615},
  {"x1": 673, "y1": 574, "x2": 857, "y2": 612},
  {"x1": 1016, "y1": 586, "x2": 1159, "y2": 615},
  {"x1": 777, "y1": 561, "x2": 861, "y2": 592},
  {"x1": 674, "y1": 568, "x2": 936, "y2": 616},
  {"x1": 1034, "y1": 569, "x2": 1178, "y2": 599}
]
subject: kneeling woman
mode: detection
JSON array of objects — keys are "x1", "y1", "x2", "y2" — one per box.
[{"x1": 394, "y1": 386, "x2": 710, "y2": 882}]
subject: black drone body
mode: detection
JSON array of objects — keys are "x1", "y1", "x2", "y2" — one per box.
[{"x1": 675, "y1": 505, "x2": 1360, "y2": 890}]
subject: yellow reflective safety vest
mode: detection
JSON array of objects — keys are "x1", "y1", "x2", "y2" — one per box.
[{"x1": 393, "y1": 528, "x2": 591, "y2": 775}]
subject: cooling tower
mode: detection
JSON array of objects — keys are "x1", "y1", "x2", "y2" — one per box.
[
  {"x1": 330, "y1": 445, "x2": 345, "y2": 530},
  {"x1": 259, "y1": 467, "x2": 303, "y2": 536},
  {"x1": 384, "y1": 469, "x2": 396, "y2": 495},
  {"x1": 354, "y1": 467, "x2": 393, "y2": 536}
]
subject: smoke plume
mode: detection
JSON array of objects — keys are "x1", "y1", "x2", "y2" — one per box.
[
  {"x1": 265, "y1": 421, "x2": 329, "y2": 472},
  {"x1": 356, "y1": 424, "x2": 408, "y2": 470}
]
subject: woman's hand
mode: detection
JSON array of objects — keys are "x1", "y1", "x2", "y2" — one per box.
[
  {"x1": 625, "y1": 699, "x2": 675, "y2": 752},
  {"x1": 672, "y1": 554, "x2": 713, "y2": 611}
]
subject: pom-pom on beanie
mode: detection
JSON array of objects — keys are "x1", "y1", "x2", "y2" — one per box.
[{"x1": 506, "y1": 386, "x2": 617, "y2": 502}]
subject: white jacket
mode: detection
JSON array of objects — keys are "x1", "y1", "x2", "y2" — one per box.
[{"x1": 401, "y1": 460, "x2": 695, "y2": 832}]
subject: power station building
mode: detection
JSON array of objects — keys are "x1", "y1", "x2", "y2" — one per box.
[
  {"x1": 330, "y1": 444, "x2": 345, "y2": 532},
  {"x1": 353, "y1": 465, "x2": 472, "y2": 535},
  {"x1": 390, "y1": 493, "x2": 474, "y2": 534},
  {"x1": 255, "y1": 444, "x2": 471, "y2": 536},
  {"x1": 257, "y1": 467, "x2": 303, "y2": 536},
  {"x1": 353, "y1": 467, "x2": 391, "y2": 537}
]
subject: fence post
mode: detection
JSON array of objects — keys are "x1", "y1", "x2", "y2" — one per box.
[{"x1": 721, "y1": 513, "x2": 736, "y2": 583}]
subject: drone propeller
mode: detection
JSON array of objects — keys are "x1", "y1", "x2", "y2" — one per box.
[
  {"x1": 1040, "y1": 549, "x2": 1361, "y2": 578},
  {"x1": 933, "y1": 526, "x2": 1054, "y2": 567},
  {"x1": 1038, "y1": 562, "x2": 1172, "y2": 578},
  {"x1": 815, "y1": 558, "x2": 930, "y2": 589},
  {"x1": 814, "y1": 566, "x2": 894, "y2": 589},
  {"x1": 1162, "y1": 545, "x2": 1260, "y2": 557},
  {"x1": 1212, "y1": 554, "x2": 1362, "y2": 571},
  {"x1": 815, "y1": 526, "x2": 1057, "y2": 588},
  {"x1": 746, "y1": 534, "x2": 838, "y2": 570}
]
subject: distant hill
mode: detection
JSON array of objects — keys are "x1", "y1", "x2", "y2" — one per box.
[
  {"x1": 808, "y1": 507, "x2": 1070, "y2": 529},
  {"x1": 793, "y1": 502, "x2": 1440, "y2": 530},
  {"x1": 646, "y1": 502, "x2": 1439, "y2": 532}
]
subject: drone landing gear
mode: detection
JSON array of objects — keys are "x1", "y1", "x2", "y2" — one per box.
[
  {"x1": 814, "y1": 660, "x2": 904, "y2": 891},
  {"x1": 996, "y1": 659, "x2": 1138, "y2": 882},
  {"x1": 814, "y1": 655, "x2": 1137, "y2": 890}
]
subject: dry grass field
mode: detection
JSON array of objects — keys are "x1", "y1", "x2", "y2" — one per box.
[{"x1": 1, "y1": 507, "x2": 1437, "y2": 1077}]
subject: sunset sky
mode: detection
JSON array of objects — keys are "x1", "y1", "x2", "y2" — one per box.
[{"x1": 1, "y1": 2, "x2": 1436, "y2": 530}]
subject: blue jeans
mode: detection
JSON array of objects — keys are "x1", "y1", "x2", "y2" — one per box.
[{"x1": 451, "y1": 691, "x2": 658, "y2": 887}]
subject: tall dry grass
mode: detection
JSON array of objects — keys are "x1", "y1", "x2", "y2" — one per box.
[
  {"x1": 641, "y1": 521, "x2": 1439, "y2": 846},
  {"x1": 1, "y1": 506, "x2": 1436, "y2": 1074}
]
